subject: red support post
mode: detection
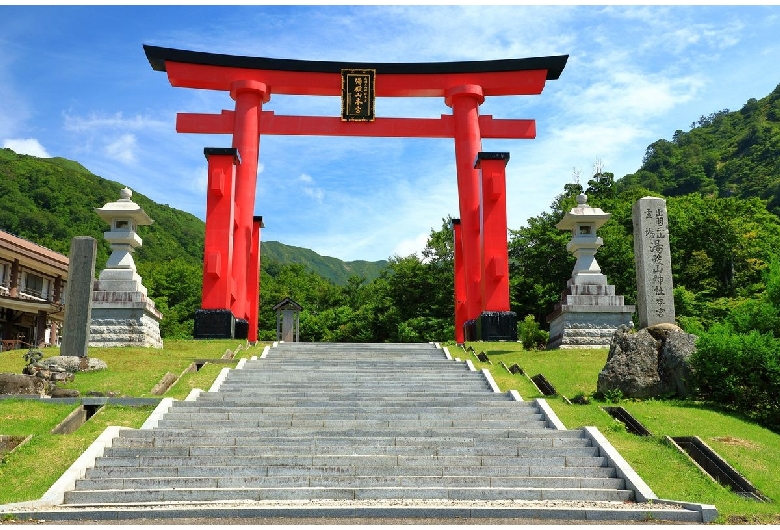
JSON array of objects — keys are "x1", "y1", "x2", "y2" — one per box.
[
  {"x1": 248, "y1": 215, "x2": 264, "y2": 343},
  {"x1": 474, "y1": 151, "x2": 517, "y2": 341},
  {"x1": 229, "y1": 80, "x2": 269, "y2": 337},
  {"x1": 201, "y1": 148, "x2": 239, "y2": 310},
  {"x1": 445, "y1": 85, "x2": 485, "y2": 336},
  {"x1": 451, "y1": 219, "x2": 467, "y2": 344},
  {"x1": 476, "y1": 152, "x2": 511, "y2": 312}
]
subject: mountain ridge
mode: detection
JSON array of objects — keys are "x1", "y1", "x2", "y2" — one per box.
[{"x1": 0, "y1": 147, "x2": 387, "y2": 286}]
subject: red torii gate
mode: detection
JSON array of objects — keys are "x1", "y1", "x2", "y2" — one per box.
[{"x1": 143, "y1": 45, "x2": 567, "y2": 343}]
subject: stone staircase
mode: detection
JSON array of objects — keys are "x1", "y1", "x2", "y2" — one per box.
[{"x1": 42, "y1": 343, "x2": 713, "y2": 521}]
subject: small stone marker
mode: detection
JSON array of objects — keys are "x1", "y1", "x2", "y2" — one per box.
[
  {"x1": 508, "y1": 364, "x2": 524, "y2": 375},
  {"x1": 633, "y1": 197, "x2": 676, "y2": 328},
  {"x1": 60, "y1": 236, "x2": 97, "y2": 357},
  {"x1": 477, "y1": 351, "x2": 490, "y2": 363}
]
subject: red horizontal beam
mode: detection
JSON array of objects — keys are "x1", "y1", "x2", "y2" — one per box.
[
  {"x1": 177, "y1": 111, "x2": 535, "y2": 139},
  {"x1": 164, "y1": 61, "x2": 549, "y2": 98}
]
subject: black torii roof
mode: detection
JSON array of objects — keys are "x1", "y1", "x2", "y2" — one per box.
[{"x1": 144, "y1": 45, "x2": 568, "y2": 80}]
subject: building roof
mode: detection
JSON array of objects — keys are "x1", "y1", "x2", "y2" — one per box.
[
  {"x1": 273, "y1": 297, "x2": 303, "y2": 312},
  {"x1": 0, "y1": 229, "x2": 69, "y2": 277}
]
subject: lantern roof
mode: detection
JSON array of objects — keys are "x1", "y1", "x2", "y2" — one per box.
[
  {"x1": 95, "y1": 188, "x2": 154, "y2": 226},
  {"x1": 556, "y1": 193, "x2": 611, "y2": 231}
]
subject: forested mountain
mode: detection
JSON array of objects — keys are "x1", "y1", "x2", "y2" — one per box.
[
  {"x1": 0, "y1": 148, "x2": 205, "y2": 269},
  {"x1": 618, "y1": 82, "x2": 780, "y2": 213},
  {"x1": 0, "y1": 147, "x2": 388, "y2": 337},
  {"x1": 261, "y1": 241, "x2": 387, "y2": 285},
  {"x1": 510, "y1": 83, "x2": 780, "y2": 334}
]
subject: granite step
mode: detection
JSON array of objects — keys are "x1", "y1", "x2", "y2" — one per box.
[
  {"x1": 58, "y1": 342, "x2": 694, "y2": 520},
  {"x1": 64, "y1": 485, "x2": 635, "y2": 504}
]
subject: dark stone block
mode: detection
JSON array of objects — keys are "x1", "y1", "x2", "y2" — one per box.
[
  {"x1": 234, "y1": 319, "x2": 249, "y2": 340},
  {"x1": 476, "y1": 311, "x2": 517, "y2": 342},
  {"x1": 509, "y1": 363, "x2": 523, "y2": 375},
  {"x1": 463, "y1": 320, "x2": 477, "y2": 342},
  {"x1": 194, "y1": 309, "x2": 235, "y2": 339},
  {"x1": 477, "y1": 351, "x2": 490, "y2": 363},
  {"x1": 531, "y1": 373, "x2": 557, "y2": 396}
]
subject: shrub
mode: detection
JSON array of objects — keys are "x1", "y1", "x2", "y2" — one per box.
[
  {"x1": 517, "y1": 314, "x2": 549, "y2": 350},
  {"x1": 692, "y1": 324, "x2": 780, "y2": 430}
]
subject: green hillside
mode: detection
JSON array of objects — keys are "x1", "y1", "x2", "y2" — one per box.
[
  {"x1": 618, "y1": 82, "x2": 780, "y2": 213},
  {"x1": 261, "y1": 240, "x2": 388, "y2": 285},
  {"x1": 0, "y1": 148, "x2": 205, "y2": 269},
  {"x1": 0, "y1": 148, "x2": 386, "y2": 287}
]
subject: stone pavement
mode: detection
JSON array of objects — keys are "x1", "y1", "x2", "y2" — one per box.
[{"x1": 0, "y1": 342, "x2": 716, "y2": 523}]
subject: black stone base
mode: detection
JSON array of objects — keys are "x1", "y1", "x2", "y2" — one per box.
[
  {"x1": 463, "y1": 319, "x2": 477, "y2": 342},
  {"x1": 234, "y1": 319, "x2": 249, "y2": 340},
  {"x1": 194, "y1": 309, "x2": 235, "y2": 339},
  {"x1": 477, "y1": 311, "x2": 518, "y2": 342}
]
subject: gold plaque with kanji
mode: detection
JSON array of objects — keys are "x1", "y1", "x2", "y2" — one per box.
[{"x1": 341, "y1": 69, "x2": 376, "y2": 122}]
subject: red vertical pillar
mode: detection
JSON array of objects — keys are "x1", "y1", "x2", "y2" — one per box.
[
  {"x1": 201, "y1": 148, "x2": 238, "y2": 310},
  {"x1": 451, "y1": 218, "x2": 467, "y2": 344},
  {"x1": 247, "y1": 215, "x2": 264, "y2": 343},
  {"x1": 230, "y1": 80, "x2": 269, "y2": 336},
  {"x1": 445, "y1": 85, "x2": 484, "y2": 338},
  {"x1": 476, "y1": 152, "x2": 511, "y2": 312}
]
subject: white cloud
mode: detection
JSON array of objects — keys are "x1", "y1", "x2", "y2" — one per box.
[
  {"x1": 392, "y1": 232, "x2": 429, "y2": 259},
  {"x1": 303, "y1": 186, "x2": 324, "y2": 202},
  {"x1": 3, "y1": 138, "x2": 51, "y2": 158},
  {"x1": 297, "y1": 173, "x2": 325, "y2": 203},
  {"x1": 63, "y1": 112, "x2": 168, "y2": 132},
  {"x1": 105, "y1": 134, "x2": 137, "y2": 164}
]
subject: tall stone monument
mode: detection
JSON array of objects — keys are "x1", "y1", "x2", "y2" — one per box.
[
  {"x1": 60, "y1": 237, "x2": 97, "y2": 357},
  {"x1": 90, "y1": 188, "x2": 163, "y2": 348},
  {"x1": 596, "y1": 198, "x2": 694, "y2": 399},
  {"x1": 632, "y1": 197, "x2": 676, "y2": 327},
  {"x1": 546, "y1": 193, "x2": 635, "y2": 349}
]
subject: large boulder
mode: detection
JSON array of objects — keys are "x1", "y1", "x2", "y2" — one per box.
[
  {"x1": 597, "y1": 324, "x2": 697, "y2": 398},
  {"x1": 39, "y1": 356, "x2": 107, "y2": 373},
  {"x1": 0, "y1": 373, "x2": 47, "y2": 396}
]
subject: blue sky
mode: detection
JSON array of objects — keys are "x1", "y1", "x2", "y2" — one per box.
[{"x1": 2, "y1": 5, "x2": 779, "y2": 262}]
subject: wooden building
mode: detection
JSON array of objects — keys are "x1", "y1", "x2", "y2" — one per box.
[{"x1": 0, "y1": 230, "x2": 68, "y2": 349}]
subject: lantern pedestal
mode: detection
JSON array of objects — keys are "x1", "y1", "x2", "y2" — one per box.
[
  {"x1": 546, "y1": 194, "x2": 634, "y2": 349},
  {"x1": 90, "y1": 188, "x2": 163, "y2": 348}
]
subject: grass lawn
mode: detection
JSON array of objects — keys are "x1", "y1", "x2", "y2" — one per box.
[
  {"x1": 0, "y1": 339, "x2": 266, "y2": 505},
  {"x1": 457, "y1": 341, "x2": 780, "y2": 524},
  {"x1": 1, "y1": 338, "x2": 779, "y2": 524}
]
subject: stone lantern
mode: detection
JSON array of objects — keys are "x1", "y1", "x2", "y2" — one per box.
[
  {"x1": 557, "y1": 193, "x2": 611, "y2": 281},
  {"x1": 90, "y1": 188, "x2": 163, "y2": 348},
  {"x1": 95, "y1": 187, "x2": 153, "y2": 276},
  {"x1": 545, "y1": 193, "x2": 634, "y2": 349}
]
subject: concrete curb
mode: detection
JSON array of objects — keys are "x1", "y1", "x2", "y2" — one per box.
[
  {"x1": 208, "y1": 368, "x2": 231, "y2": 392},
  {"x1": 582, "y1": 426, "x2": 718, "y2": 522},
  {"x1": 535, "y1": 398, "x2": 567, "y2": 430},
  {"x1": 0, "y1": 503, "x2": 709, "y2": 522},
  {"x1": 582, "y1": 426, "x2": 656, "y2": 503},
  {"x1": 38, "y1": 425, "x2": 130, "y2": 507},
  {"x1": 481, "y1": 368, "x2": 501, "y2": 393},
  {"x1": 508, "y1": 389, "x2": 523, "y2": 402},
  {"x1": 140, "y1": 397, "x2": 175, "y2": 430}
]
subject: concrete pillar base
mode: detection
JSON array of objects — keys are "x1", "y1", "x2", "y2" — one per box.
[
  {"x1": 194, "y1": 309, "x2": 236, "y2": 339},
  {"x1": 477, "y1": 311, "x2": 517, "y2": 342}
]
